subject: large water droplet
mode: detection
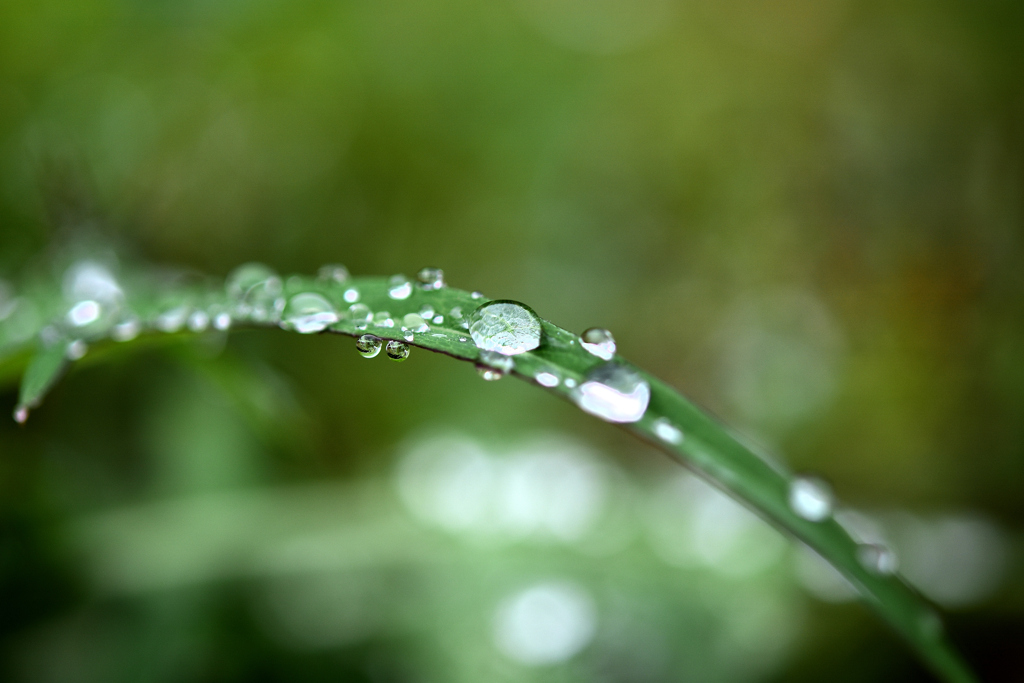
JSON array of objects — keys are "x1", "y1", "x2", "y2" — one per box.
[
  {"x1": 282, "y1": 292, "x2": 338, "y2": 333},
  {"x1": 468, "y1": 300, "x2": 542, "y2": 356},
  {"x1": 403, "y1": 313, "x2": 430, "y2": 333},
  {"x1": 66, "y1": 300, "x2": 102, "y2": 327},
  {"x1": 652, "y1": 417, "x2": 683, "y2": 445},
  {"x1": 789, "y1": 477, "x2": 833, "y2": 522},
  {"x1": 227, "y1": 263, "x2": 283, "y2": 321},
  {"x1": 387, "y1": 275, "x2": 412, "y2": 300},
  {"x1": 356, "y1": 334, "x2": 382, "y2": 358},
  {"x1": 858, "y1": 543, "x2": 898, "y2": 575},
  {"x1": 571, "y1": 363, "x2": 650, "y2": 423},
  {"x1": 417, "y1": 267, "x2": 445, "y2": 290},
  {"x1": 348, "y1": 303, "x2": 372, "y2": 330},
  {"x1": 64, "y1": 261, "x2": 123, "y2": 304},
  {"x1": 318, "y1": 264, "x2": 350, "y2": 283},
  {"x1": 386, "y1": 340, "x2": 410, "y2": 361},
  {"x1": 580, "y1": 328, "x2": 616, "y2": 361}
]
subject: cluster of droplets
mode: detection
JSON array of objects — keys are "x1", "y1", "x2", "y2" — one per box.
[{"x1": 355, "y1": 334, "x2": 409, "y2": 362}]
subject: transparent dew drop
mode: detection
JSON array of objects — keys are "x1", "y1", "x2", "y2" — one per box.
[
  {"x1": 478, "y1": 350, "x2": 515, "y2": 374},
  {"x1": 188, "y1": 310, "x2": 210, "y2": 332},
  {"x1": 112, "y1": 317, "x2": 141, "y2": 342},
  {"x1": 403, "y1": 331, "x2": 415, "y2": 342},
  {"x1": 477, "y1": 365, "x2": 504, "y2": 381},
  {"x1": 67, "y1": 300, "x2": 102, "y2": 327},
  {"x1": 564, "y1": 378, "x2": 577, "y2": 389},
  {"x1": 387, "y1": 275, "x2": 412, "y2": 300},
  {"x1": 226, "y1": 263, "x2": 278, "y2": 299},
  {"x1": 318, "y1": 264, "x2": 350, "y2": 283},
  {"x1": 652, "y1": 417, "x2": 683, "y2": 445},
  {"x1": 580, "y1": 328, "x2": 616, "y2": 361},
  {"x1": 416, "y1": 267, "x2": 445, "y2": 290},
  {"x1": 343, "y1": 288, "x2": 359, "y2": 303},
  {"x1": 213, "y1": 312, "x2": 232, "y2": 331},
  {"x1": 282, "y1": 292, "x2": 338, "y2": 333},
  {"x1": 535, "y1": 370, "x2": 560, "y2": 387},
  {"x1": 789, "y1": 477, "x2": 834, "y2": 522},
  {"x1": 14, "y1": 406, "x2": 28, "y2": 424},
  {"x1": 468, "y1": 300, "x2": 543, "y2": 356},
  {"x1": 571, "y1": 363, "x2": 650, "y2": 423},
  {"x1": 459, "y1": 336, "x2": 468, "y2": 343},
  {"x1": 66, "y1": 339, "x2": 87, "y2": 360},
  {"x1": 471, "y1": 291, "x2": 484, "y2": 300},
  {"x1": 403, "y1": 313, "x2": 430, "y2": 333},
  {"x1": 348, "y1": 303, "x2": 372, "y2": 330},
  {"x1": 374, "y1": 311, "x2": 395, "y2": 328},
  {"x1": 449, "y1": 306, "x2": 463, "y2": 320},
  {"x1": 356, "y1": 334, "x2": 382, "y2": 358},
  {"x1": 386, "y1": 340, "x2": 410, "y2": 361},
  {"x1": 432, "y1": 315, "x2": 444, "y2": 325},
  {"x1": 419, "y1": 304, "x2": 436, "y2": 319},
  {"x1": 156, "y1": 306, "x2": 190, "y2": 333},
  {"x1": 857, "y1": 543, "x2": 898, "y2": 575}
]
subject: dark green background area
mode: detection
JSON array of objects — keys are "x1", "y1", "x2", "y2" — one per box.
[{"x1": 1, "y1": 0, "x2": 1022, "y2": 681}]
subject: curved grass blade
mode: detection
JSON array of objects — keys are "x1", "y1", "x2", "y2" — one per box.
[{"x1": 2, "y1": 267, "x2": 978, "y2": 682}]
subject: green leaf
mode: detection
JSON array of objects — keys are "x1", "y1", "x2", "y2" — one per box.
[{"x1": 16, "y1": 337, "x2": 70, "y2": 422}]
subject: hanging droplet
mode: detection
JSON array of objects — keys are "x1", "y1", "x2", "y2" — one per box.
[
  {"x1": 580, "y1": 328, "x2": 616, "y2": 361},
  {"x1": 857, "y1": 543, "x2": 898, "y2": 575},
  {"x1": 343, "y1": 288, "x2": 359, "y2": 303},
  {"x1": 156, "y1": 306, "x2": 190, "y2": 333},
  {"x1": 386, "y1": 340, "x2": 410, "y2": 361},
  {"x1": 477, "y1": 365, "x2": 504, "y2": 381},
  {"x1": 571, "y1": 363, "x2": 650, "y2": 423},
  {"x1": 318, "y1": 264, "x2": 350, "y2": 283},
  {"x1": 478, "y1": 350, "x2": 515, "y2": 374},
  {"x1": 188, "y1": 310, "x2": 210, "y2": 332},
  {"x1": 403, "y1": 330, "x2": 415, "y2": 342},
  {"x1": 789, "y1": 477, "x2": 833, "y2": 522},
  {"x1": 416, "y1": 267, "x2": 445, "y2": 290},
  {"x1": 468, "y1": 300, "x2": 542, "y2": 356},
  {"x1": 387, "y1": 275, "x2": 412, "y2": 300},
  {"x1": 652, "y1": 417, "x2": 683, "y2": 445},
  {"x1": 348, "y1": 303, "x2": 372, "y2": 330},
  {"x1": 66, "y1": 300, "x2": 102, "y2": 328},
  {"x1": 13, "y1": 406, "x2": 28, "y2": 424},
  {"x1": 66, "y1": 339, "x2": 87, "y2": 360},
  {"x1": 282, "y1": 292, "x2": 338, "y2": 333},
  {"x1": 535, "y1": 370, "x2": 560, "y2": 387},
  {"x1": 356, "y1": 334, "x2": 382, "y2": 358},
  {"x1": 374, "y1": 311, "x2": 395, "y2": 328},
  {"x1": 112, "y1": 317, "x2": 141, "y2": 342},
  {"x1": 403, "y1": 313, "x2": 430, "y2": 333}
]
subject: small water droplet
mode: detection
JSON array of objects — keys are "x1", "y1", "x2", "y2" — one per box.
[
  {"x1": 112, "y1": 317, "x2": 141, "y2": 342},
  {"x1": 564, "y1": 378, "x2": 577, "y2": 389},
  {"x1": 386, "y1": 340, "x2": 410, "y2": 361},
  {"x1": 402, "y1": 313, "x2": 430, "y2": 333},
  {"x1": 468, "y1": 300, "x2": 542, "y2": 356},
  {"x1": 580, "y1": 328, "x2": 616, "y2": 361},
  {"x1": 318, "y1": 264, "x2": 350, "y2": 283},
  {"x1": 432, "y1": 315, "x2": 444, "y2": 325},
  {"x1": 477, "y1": 366, "x2": 504, "y2": 381},
  {"x1": 571, "y1": 363, "x2": 650, "y2": 423},
  {"x1": 449, "y1": 306, "x2": 463, "y2": 320},
  {"x1": 66, "y1": 339, "x2": 87, "y2": 360},
  {"x1": 374, "y1": 311, "x2": 395, "y2": 328},
  {"x1": 387, "y1": 275, "x2": 412, "y2": 300},
  {"x1": 213, "y1": 312, "x2": 232, "y2": 331},
  {"x1": 478, "y1": 350, "x2": 515, "y2": 374},
  {"x1": 356, "y1": 334, "x2": 382, "y2": 358},
  {"x1": 403, "y1": 331, "x2": 415, "y2": 342},
  {"x1": 458, "y1": 336, "x2": 468, "y2": 343},
  {"x1": 282, "y1": 292, "x2": 338, "y2": 333},
  {"x1": 857, "y1": 543, "x2": 898, "y2": 575},
  {"x1": 348, "y1": 303, "x2": 372, "y2": 330},
  {"x1": 789, "y1": 477, "x2": 833, "y2": 522},
  {"x1": 156, "y1": 306, "x2": 190, "y2": 333},
  {"x1": 343, "y1": 288, "x2": 359, "y2": 303},
  {"x1": 67, "y1": 300, "x2": 102, "y2": 327},
  {"x1": 14, "y1": 406, "x2": 28, "y2": 424},
  {"x1": 419, "y1": 304, "x2": 435, "y2": 319},
  {"x1": 535, "y1": 370, "x2": 560, "y2": 387},
  {"x1": 652, "y1": 417, "x2": 683, "y2": 445},
  {"x1": 416, "y1": 267, "x2": 445, "y2": 290},
  {"x1": 226, "y1": 263, "x2": 279, "y2": 299},
  {"x1": 471, "y1": 291, "x2": 484, "y2": 300},
  {"x1": 188, "y1": 310, "x2": 210, "y2": 332}
]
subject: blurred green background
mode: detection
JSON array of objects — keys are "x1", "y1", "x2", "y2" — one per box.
[{"x1": 1, "y1": 0, "x2": 1022, "y2": 680}]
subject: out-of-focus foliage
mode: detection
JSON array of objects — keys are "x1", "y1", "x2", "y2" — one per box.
[{"x1": 0, "y1": 0, "x2": 1022, "y2": 681}]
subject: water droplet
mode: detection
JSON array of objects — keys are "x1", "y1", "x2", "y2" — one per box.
[
  {"x1": 477, "y1": 366, "x2": 504, "y2": 381},
  {"x1": 187, "y1": 310, "x2": 210, "y2": 332},
  {"x1": 403, "y1": 331, "x2": 415, "y2": 342},
  {"x1": 564, "y1": 378, "x2": 577, "y2": 389},
  {"x1": 348, "y1": 303, "x2": 372, "y2": 330},
  {"x1": 459, "y1": 336, "x2": 468, "y2": 343},
  {"x1": 469, "y1": 300, "x2": 542, "y2": 356},
  {"x1": 13, "y1": 406, "x2": 28, "y2": 424},
  {"x1": 387, "y1": 275, "x2": 412, "y2": 300},
  {"x1": 386, "y1": 340, "x2": 410, "y2": 361},
  {"x1": 471, "y1": 291, "x2": 484, "y2": 300},
  {"x1": 416, "y1": 267, "x2": 445, "y2": 290},
  {"x1": 857, "y1": 543, "x2": 898, "y2": 575},
  {"x1": 343, "y1": 288, "x2": 359, "y2": 303},
  {"x1": 449, "y1": 306, "x2": 463, "y2": 320},
  {"x1": 356, "y1": 334, "x2": 382, "y2": 358},
  {"x1": 789, "y1": 477, "x2": 833, "y2": 522},
  {"x1": 156, "y1": 306, "x2": 190, "y2": 333},
  {"x1": 580, "y1": 328, "x2": 616, "y2": 361},
  {"x1": 432, "y1": 315, "x2": 444, "y2": 325},
  {"x1": 64, "y1": 262, "x2": 123, "y2": 304},
  {"x1": 67, "y1": 300, "x2": 102, "y2": 327},
  {"x1": 652, "y1": 417, "x2": 683, "y2": 445},
  {"x1": 318, "y1": 264, "x2": 350, "y2": 283},
  {"x1": 478, "y1": 350, "x2": 515, "y2": 374},
  {"x1": 112, "y1": 317, "x2": 141, "y2": 342},
  {"x1": 571, "y1": 363, "x2": 650, "y2": 423},
  {"x1": 419, "y1": 304, "x2": 436, "y2": 319},
  {"x1": 374, "y1": 311, "x2": 395, "y2": 328},
  {"x1": 403, "y1": 313, "x2": 430, "y2": 333},
  {"x1": 66, "y1": 339, "x2": 87, "y2": 360},
  {"x1": 535, "y1": 370, "x2": 560, "y2": 387},
  {"x1": 227, "y1": 263, "x2": 276, "y2": 297},
  {"x1": 213, "y1": 312, "x2": 232, "y2": 331},
  {"x1": 282, "y1": 292, "x2": 338, "y2": 333}
]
